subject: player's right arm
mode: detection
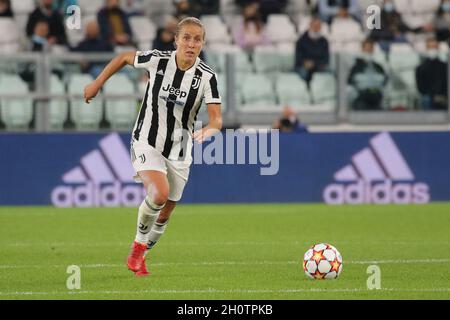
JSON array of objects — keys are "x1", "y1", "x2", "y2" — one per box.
[{"x1": 84, "y1": 51, "x2": 136, "y2": 104}]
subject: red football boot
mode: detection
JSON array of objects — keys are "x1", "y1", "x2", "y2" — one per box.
[
  {"x1": 127, "y1": 241, "x2": 147, "y2": 272},
  {"x1": 135, "y1": 257, "x2": 150, "y2": 277}
]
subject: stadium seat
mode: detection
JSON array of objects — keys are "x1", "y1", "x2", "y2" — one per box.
[
  {"x1": 276, "y1": 42, "x2": 296, "y2": 72},
  {"x1": 10, "y1": 0, "x2": 35, "y2": 15},
  {"x1": 266, "y1": 14, "x2": 297, "y2": 43},
  {"x1": 253, "y1": 46, "x2": 282, "y2": 74},
  {"x1": 206, "y1": 47, "x2": 254, "y2": 73},
  {"x1": 220, "y1": 0, "x2": 240, "y2": 15},
  {"x1": 129, "y1": 16, "x2": 157, "y2": 47},
  {"x1": 77, "y1": 0, "x2": 104, "y2": 15},
  {"x1": 385, "y1": 77, "x2": 411, "y2": 110},
  {"x1": 103, "y1": 74, "x2": 138, "y2": 131},
  {"x1": 393, "y1": 0, "x2": 438, "y2": 28},
  {"x1": 439, "y1": 42, "x2": 449, "y2": 62},
  {"x1": 388, "y1": 51, "x2": 420, "y2": 71},
  {"x1": 330, "y1": 17, "x2": 364, "y2": 49},
  {"x1": 0, "y1": 74, "x2": 33, "y2": 130},
  {"x1": 49, "y1": 75, "x2": 68, "y2": 130},
  {"x1": 275, "y1": 72, "x2": 311, "y2": 106},
  {"x1": 286, "y1": 0, "x2": 318, "y2": 15},
  {"x1": 145, "y1": 0, "x2": 176, "y2": 17},
  {"x1": 201, "y1": 15, "x2": 232, "y2": 44},
  {"x1": 216, "y1": 73, "x2": 230, "y2": 110},
  {"x1": 0, "y1": 18, "x2": 20, "y2": 54},
  {"x1": 69, "y1": 74, "x2": 103, "y2": 130},
  {"x1": 239, "y1": 74, "x2": 277, "y2": 109},
  {"x1": 309, "y1": 72, "x2": 336, "y2": 108},
  {"x1": 223, "y1": 14, "x2": 243, "y2": 31}
]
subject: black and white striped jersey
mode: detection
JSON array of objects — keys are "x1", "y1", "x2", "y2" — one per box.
[{"x1": 131, "y1": 49, "x2": 221, "y2": 163}]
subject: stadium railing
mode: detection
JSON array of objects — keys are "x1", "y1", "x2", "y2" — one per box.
[{"x1": 0, "y1": 51, "x2": 449, "y2": 132}]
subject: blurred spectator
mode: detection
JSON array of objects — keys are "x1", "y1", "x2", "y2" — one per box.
[
  {"x1": 370, "y1": 0, "x2": 432, "y2": 52},
  {"x1": 174, "y1": 0, "x2": 195, "y2": 20},
  {"x1": 30, "y1": 20, "x2": 51, "y2": 52},
  {"x1": 318, "y1": 0, "x2": 360, "y2": 23},
  {"x1": 416, "y1": 38, "x2": 448, "y2": 110},
  {"x1": 20, "y1": 20, "x2": 53, "y2": 89},
  {"x1": 369, "y1": 0, "x2": 410, "y2": 51},
  {"x1": 26, "y1": 0, "x2": 68, "y2": 45},
  {"x1": 236, "y1": 0, "x2": 288, "y2": 22},
  {"x1": 273, "y1": 106, "x2": 308, "y2": 133},
  {"x1": 152, "y1": 16, "x2": 177, "y2": 51},
  {"x1": 233, "y1": 2, "x2": 270, "y2": 51},
  {"x1": 190, "y1": 0, "x2": 220, "y2": 17},
  {"x1": 295, "y1": 16, "x2": 329, "y2": 84},
  {"x1": 97, "y1": 0, "x2": 133, "y2": 46},
  {"x1": 71, "y1": 20, "x2": 114, "y2": 78},
  {"x1": 52, "y1": 0, "x2": 78, "y2": 15},
  {"x1": 0, "y1": 0, "x2": 13, "y2": 17},
  {"x1": 431, "y1": 0, "x2": 450, "y2": 42},
  {"x1": 348, "y1": 39, "x2": 388, "y2": 110}
]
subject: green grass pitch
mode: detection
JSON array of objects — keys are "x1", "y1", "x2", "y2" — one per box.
[{"x1": 0, "y1": 204, "x2": 449, "y2": 300}]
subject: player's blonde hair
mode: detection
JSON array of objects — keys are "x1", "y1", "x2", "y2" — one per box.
[{"x1": 175, "y1": 17, "x2": 206, "y2": 40}]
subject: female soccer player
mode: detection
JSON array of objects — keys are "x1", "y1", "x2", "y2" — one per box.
[{"x1": 83, "y1": 17, "x2": 222, "y2": 276}]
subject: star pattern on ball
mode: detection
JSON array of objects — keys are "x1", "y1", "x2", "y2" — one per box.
[
  {"x1": 314, "y1": 270, "x2": 326, "y2": 279},
  {"x1": 331, "y1": 260, "x2": 341, "y2": 272},
  {"x1": 312, "y1": 251, "x2": 324, "y2": 264}
]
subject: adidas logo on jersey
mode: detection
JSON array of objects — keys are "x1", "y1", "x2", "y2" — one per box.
[
  {"x1": 51, "y1": 133, "x2": 145, "y2": 207},
  {"x1": 323, "y1": 132, "x2": 430, "y2": 205},
  {"x1": 157, "y1": 69, "x2": 165, "y2": 76}
]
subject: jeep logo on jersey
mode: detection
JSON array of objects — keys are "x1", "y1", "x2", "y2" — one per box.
[
  {"x1": 161, "y1": 84, "x2": 187, "y2": 98},
  {"x1": 51, "y1": 133, "x2": 146, "y2": 208},
  {"x1": 323, "y1": 132, "x2": 430, "y2": 205}
]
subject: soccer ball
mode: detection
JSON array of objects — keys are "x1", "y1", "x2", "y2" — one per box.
[{"x1": 303, "y1": 243, "x2": 343, "y2": 279}]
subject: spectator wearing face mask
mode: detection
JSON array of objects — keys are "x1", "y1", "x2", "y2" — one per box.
[
  {"x1": 295, "y1": 16, "x2": 330, "y2": 84},
  {"x1": 416, "y1": 38, "x2": 448, "y2": 110},
  {"x1": 369, "y1": 0, "x2": 410, "y2": 51},
  {"x1": 26, "y1": 0, "x2": 68, "y2": 45},
  {"x1": 273, "y1": 106, "x2": 308, "y2": 133},
  {"x1": 348, "y1": 39, "x2": 388, "y2": 110}
]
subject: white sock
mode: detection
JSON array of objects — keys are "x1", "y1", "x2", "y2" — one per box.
[
  {"x1": 145, "y1": 221, "x2": 168, "y2": 254},
  {"x1": 135, "y1": 197, "x2": 164, "y2": 244}
]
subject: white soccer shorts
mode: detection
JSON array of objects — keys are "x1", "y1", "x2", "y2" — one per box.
[{"x1": 130, "y1": 140, "x2": 190, "y2": 202}]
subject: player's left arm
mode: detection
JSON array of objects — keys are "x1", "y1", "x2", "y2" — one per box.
[{"x1": 193, "y1": 103, "x2": 222, "y2": 144}]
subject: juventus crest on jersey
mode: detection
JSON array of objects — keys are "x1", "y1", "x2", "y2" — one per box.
[{"x1": 132, "y1": 50, "x2": 221, "y2": 164}]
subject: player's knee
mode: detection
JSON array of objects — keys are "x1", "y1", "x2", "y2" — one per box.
[{"x1": 147, "y1": 186, "x2": 169, "y2": 207}]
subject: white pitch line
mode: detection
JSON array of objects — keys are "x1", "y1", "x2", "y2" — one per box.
[
  {"x1": 4, "y1": 241, "x2": 450, "y2": 247},
  {"x1": 0, "y1": 259, "x2": 449, "y2": 270},
  {"x1": 0, "y1": 288, "x2": 449, "y2": 297}
]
